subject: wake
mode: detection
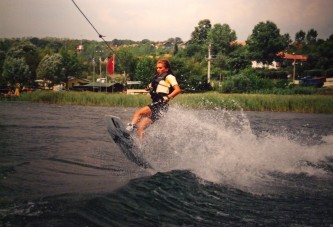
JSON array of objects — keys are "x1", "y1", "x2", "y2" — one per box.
[{"x1": 141, "y1": 106, "x2": 333, "y2": 193}]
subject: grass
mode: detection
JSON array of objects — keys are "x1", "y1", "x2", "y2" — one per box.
[
  {"x1": 173, "y1": 92, "x2": 333, "y2": 113},
  {"x1": 16, "y1": 90, "x2": 333, "y2": 114},
  {"x1": 17, "y1": 91, "x2": 150, "y2": 107}
]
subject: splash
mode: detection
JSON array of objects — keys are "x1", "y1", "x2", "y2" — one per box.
[{"x1": 141, "y1": 106, "x2": 333, "y2": 193}]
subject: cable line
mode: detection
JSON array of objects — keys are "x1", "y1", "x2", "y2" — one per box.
[{"x1": 71, "y1": 0, "x2": 123, "y2": 67}]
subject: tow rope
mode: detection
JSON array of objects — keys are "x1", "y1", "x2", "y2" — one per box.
[{"x1": 71, "y1": 0, "x2": 122, "y2": 65}]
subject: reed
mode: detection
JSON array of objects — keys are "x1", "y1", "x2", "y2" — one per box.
[
  {"x1": 174, "y1": 93, "x2": 333, "y2": 113},
  {"x1": 17, "y1": 91, "x2": 333, "y2": 114},
  {"x1": 18, "y1": 91, "x2": 150, "y2": 107}
]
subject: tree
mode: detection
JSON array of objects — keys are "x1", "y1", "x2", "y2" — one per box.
[
  {"x1": 317, "y1": 34, "x2": 333, "y2": 59},
  {"x1": 6, "y1": 41, "x2": 39, "y2": 85},
  {"x1": 0, "y1": 51, "x2": 6, "y2": 82},
  {"x1": 0, "y1": 39, "x2": 14, "y2": 52},
  {"x1": 225, "y1": 45, "x2": 251, "y2": 72},
  {"x1": 189, "y1": 19, "x2": 212, "y2": 44},
  {"x1": 173, "y1": 43, "x2": 179, "y2": 55},
  {"x1": 306, "y1": 28, "x2": 318, "y2": 44},
  {"x1": 140, "y1": 39, "x2": 151, "y2": 44},
  {"x1": 314, "y1": 34, "x2": 333, "y2": 69},
  {"x1": 184, "y1": 43, "x2": 206, "y2": 60},
  {"x1": 36, "y1": 54, "x2": 64, "y2": 83},
  {"x1": 282, "y1": 33, "x2": 292, "y2": 48},
  {"x1": 174, "y1": 37, "x2": 183, "y2": 44},
  {"x1": 208, "y1": 23, "x2": 237, "y2": 55},
  {"x1": 60, "y1": 49, "x2": 85, "y2": 79},
  {"x1": 135, "y1": 57, "x2": 155, "y2": 85},
  {"x1": 114, "y1": 48, "x2": 137, "y2": 80},
  {"x1": 170, "y1": 55, "x2": 207, "y2": 92},
  {"x1": 2, "y1": 57, "x2": 30, "y2": 86},
  {"x1": 295, "y1": 30, "x2": 306, "y2": 43},
  {"x1": 247, "y1": 21, "x2": 288, "y2": 65}
]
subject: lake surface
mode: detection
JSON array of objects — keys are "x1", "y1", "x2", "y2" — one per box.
[{"x1": 1, "y1": 101, "x2": 333, "y2": 226}]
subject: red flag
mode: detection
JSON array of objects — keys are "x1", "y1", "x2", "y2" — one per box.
[{"x1": 107, "y1": 55, "x2": 114, "y2": 75}]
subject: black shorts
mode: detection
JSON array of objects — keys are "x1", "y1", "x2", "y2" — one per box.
[{"x1": 148, "y1": 101, "x2": 169, "y2": 122}]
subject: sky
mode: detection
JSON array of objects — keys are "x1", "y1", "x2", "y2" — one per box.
[{"x1": 1, "y1": 0, "x2": 333, "y2": 42}]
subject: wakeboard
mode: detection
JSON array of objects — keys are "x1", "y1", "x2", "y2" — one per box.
[{"x1": 105, "y1": 115, "x2": 152, "y2": 169}]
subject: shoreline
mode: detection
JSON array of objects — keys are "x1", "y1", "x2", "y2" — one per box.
[{"x1": 5, "y1": 91, "x2": 333, "y2": 114}]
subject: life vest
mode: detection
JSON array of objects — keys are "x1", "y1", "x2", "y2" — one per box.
[{"x1": 149, "y1": 73, "x2": 174, "y2": 102}]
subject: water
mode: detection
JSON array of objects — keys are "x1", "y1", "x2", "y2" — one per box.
[{"x1": 1, "y1": 101, "x2": 333, "y2": 226}]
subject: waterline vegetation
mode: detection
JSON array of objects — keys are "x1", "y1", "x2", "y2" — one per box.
[{"x1": 16, "y1": 91, "x2": 333, "y2": 114}]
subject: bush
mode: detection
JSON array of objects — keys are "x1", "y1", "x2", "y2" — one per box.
[
  {"x1": 325, "y1": 68, "x2": 333, "y2": 78},
  {"x1": 221, "y1": 73, "x2": 274, "y2": 93},
  {"x1": 303, "y1": 69, "x2": 324, "y2": 77},
  {"x1": 256, "y1": 69, "x2": 288, "y2": 79},
  {"x1": 254, "y1": 86, "x2": 322, "y2": 95},
  {"x1": 274, "y1": 79, "x2": 289, "y2": 89},
  {"x1": 222, "y1": 74, "x2": 250, "y2": 93}
]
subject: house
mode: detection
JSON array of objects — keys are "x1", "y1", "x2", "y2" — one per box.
[
  {"x1": 230, "y1": 41, "x2": 308, "y2": 69},
  {"x1": 251, "y1": 61, "x2": 280, "y2": 69},
  {"x1": 251, "y1": 53, "x2": 308, "y2": 70}
]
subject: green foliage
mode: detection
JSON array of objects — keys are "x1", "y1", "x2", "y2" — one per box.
[
  {"x1": 114, "y1": 48, "x2": 137, "y2": 80},
  {"x1": 5, "y1": 41, "x2": 39, "y2": 85},
  {"x1": 36, "y1": 54, "x2": 63, "y2": 83},
  {"x1": 18, "y1": 90, "x2": 150, "y2": 107},
  {"x1": 306, "y1": 29, "x2": 318, "y2": 44},
  {"x1": 110, "y1": 39, "x2": 136, "y2": 46},
  {"x1": 184, "y1": 43, "x2": 206, "y2": 60},
  {"x1": 171, "y1": 56, "x2": 208, "y2": 92},
  {"x1": 0, "y1": 39, "x2": 17, "y2": 52},
  {"x1": 175, "y1": 93, "x2": 333, "y2": 113},
  {"x1": 169, "y1": 55, "x2": 186, "y2": 82},
  {"x1": 60, "y1": 50, "x2": 85, "y2": 78},
  {"x1": 125, "y1": 43, "x2": 156, "y2": 57},
  {"x1": 134, "y1": 57, "x2": 155, "y2": 85},
  {"x1": 325, "y1": 68, "x2": 333, "y2": 77},
  {"x1": 274, "y1": 79, "x2": 289, "y2": 89},
  {"x1": 247, "y1": 68, "x2": 288, "y2": 80},
  {"x1": 208, "y1": 23, "x2": 237, "y2": 55},
  {"x1": 247, "y1": 20, "x2": 288, "y2": 65},
  {"x1": 295, "y1": 30, "x2": 306, "y2": 43},
  {"x1": 303, "y1": 69, "x2": 324, "y2": 77},
  {"x1": 220, "y1": 68, "x2": 293, "y2": 94},
  {"x1": 317, "y1": 36, "x2": 333, "y2": 59},
  {"x1": 0, "y1": 51, "x2": 6, "y2": 81},
  {"x1": 221, "y1": 72, "x2": 275, "y2": 93},
  {"x1": 1, "y1": 21, "x2": 333, "y2": 92},
  {"x1": 2, "y1": 57, "x2": 30, "y2": 85},
  {"x1": 173, "y1": 43, "x2": 179, "y2": 55},
  {"x1": 254, "y1": 86, "x2": 323, "y2": 95},
  {"x1": 222, "y1": 74, "x2": 251, "y2": 93},
  {"x1": 189, "y1": 19, "x2": 212, "y2": 44},
  {"x1": 20, "y1": 91, "x2": 333, "y2": 114},
  {"x1": 224, "y1": 45, "x2": 251, "y2": 72}
]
